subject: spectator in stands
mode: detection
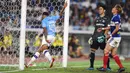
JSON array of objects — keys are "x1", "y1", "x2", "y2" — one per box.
[
  {"x1": 3, "y1": 29, "x2": 12, "y2": 51},
  {"x1": 126, "y1": 0, "x2": 130, "y2": 18},
  {"x1": 33, "y1": 33, "x2": 42, "y2": 52},
  {"x1": 52, "y1": 33, "x2": 63, "y2": 47},
  {"x1": 68, "y1": 35, "x2": 87, "y2": 58},
  {"x1": 25, "y1": 35, "x2": 33, "y2": 57},
  {"x1": 73, "y1": 20, "x2": 80, "y2": 30},
  {"x1": 3, "y1": 29, "x2": 13, "y2": 56},
  {"x1": 51, "y1": 33, "x2": 63, "y2": 56},
  {"x1": 122, "y1": 18, "x2": 130, "y2": 32},
  {"x1": 0, "y1": 26, "x2": 4, "y2": 54}
]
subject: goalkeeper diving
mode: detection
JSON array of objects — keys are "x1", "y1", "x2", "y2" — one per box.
[{"x1": 25, "y1": 2, "x2": 67, "y2": 68}]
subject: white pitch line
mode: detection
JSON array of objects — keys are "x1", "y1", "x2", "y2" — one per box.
[
  {"x1": 2, "y1": 62, "x2": 130, "y2": 73},
  {"x1": 1, "y1": 70, "x2": 21, "y2": 73}
]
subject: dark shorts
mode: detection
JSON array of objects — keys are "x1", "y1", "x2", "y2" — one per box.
[{"x1": 90, "y1": 40, "x2": 106, "y2": 50}]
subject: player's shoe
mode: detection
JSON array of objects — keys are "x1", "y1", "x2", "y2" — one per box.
[
  {"x1": 107, "y1": 67, "x2": 111, "y2": 71},
  {"x1": 118, "y1": 67, "x2": 125, "y2": 73},
  {"x1": 87, "y1": 67, "x2": 94, "y2": 70},
  {"x1": 97, "y1": 67, "x2": 107, "y2": 72},
  {"x1": 49, "y1": 58, "x2": 55, "y2": 68},
  {"x1": 24, "y1": 64, "x2": 33, "y2": 68},
  {"x1": 24, "y1": 64, "x2": 28, "y2": 68}
]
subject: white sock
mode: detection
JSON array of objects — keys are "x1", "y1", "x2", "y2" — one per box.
[
  {"x1": 27, "y1": 52, "x2": 40, "y2": 66},
  {"x1": 43, "y1": 50, "x2": 52, "y2": 62}
]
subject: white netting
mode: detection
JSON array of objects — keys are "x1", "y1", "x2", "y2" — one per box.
[
  {"x1": 0, "y1": 0, "x2": 65, "y2": 71},
  {"x1": 0, "y1": 0, "x2": 21, "y2": 70}
]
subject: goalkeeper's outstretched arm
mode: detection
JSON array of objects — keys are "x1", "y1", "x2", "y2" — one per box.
[{"x1": 59, "y1": 2, "x2": 67, "y2": 16}]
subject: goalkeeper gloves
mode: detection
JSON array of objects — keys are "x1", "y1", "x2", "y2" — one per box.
[{"x1": 88, "y1": 37, "x2": 93, "y2": 45}]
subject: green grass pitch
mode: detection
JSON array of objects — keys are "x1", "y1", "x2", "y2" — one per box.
[{"x1": 0, "y1": 60, "x2": 130, "y2": 73}]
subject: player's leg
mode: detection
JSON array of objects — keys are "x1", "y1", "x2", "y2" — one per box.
[
  {"x1": 111, "y1": 37, "x2": 125, "y2": 72},
  {"x1": 26, "y1": 44, "x2": 47, "y2": 67},
  {"x1": 112, "y1": 48, "x2": 123, "y2": 68},
  {"x1": 88, "y1": 49, "x2": 96, "y2": 69},
  {"x1": 26, "y1": 35, "x2": 54, "y2": 68},
  {"x1": 97, "y1": 43, "x2": 113, "y2": 71},
  {"x1": 112, "y1": 48, "x2": 125, "y2": 73},
  {"x1": 43, "y1": 35, "x2": 55, "y2": 68},
  {"x1": 100, "y1": 42, "x2": 111, "y2": 70},
  {"x1": 87, "y1": 41, "x2": 98, "y2": 70},
  {"x1": 26, "y1": 35, "x2": 48, "y2": 67},
  {"x1": 42, "y1": 46, "x2": 55, "y2": 68}
]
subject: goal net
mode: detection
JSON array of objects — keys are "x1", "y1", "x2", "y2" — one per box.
[{"x1": 0, "y1": 0, "x2": 69, "y2": 71}]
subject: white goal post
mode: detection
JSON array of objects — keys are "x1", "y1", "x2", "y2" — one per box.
[
  {"x1": 19, "y1": 0, "x2": 70, "y2": 70},
  {"x1": 19, "y1": 0, "x2": 27, "y2": 70},
  {"x1": 62, "y1": 0, "x2": 70, "y2": 68}
]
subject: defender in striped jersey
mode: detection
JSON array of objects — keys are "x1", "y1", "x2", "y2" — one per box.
[{"x1": 97, "y1": 4, "x2": 125, "y2": 73}]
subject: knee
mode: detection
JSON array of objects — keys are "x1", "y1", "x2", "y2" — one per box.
[
  {"x1": 89, "y1": 49, "x2": 95, "y2": 56},
  {"x1": 104, "y1": 49, "x2": 109, "y2": 56},
  {"x1": 111, "y1": 53, "x2": 116, "y2": 57},
  {"x1": 91, "y1": 49, "x2": 96, "y2": 53}
]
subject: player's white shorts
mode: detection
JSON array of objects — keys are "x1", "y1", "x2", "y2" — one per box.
[
  {"x1": 107, "y1": 37, "x2": 121, "y2": 48},
  {"x1": 42, "y1": 35, "x2": 55, "y2": 46}
]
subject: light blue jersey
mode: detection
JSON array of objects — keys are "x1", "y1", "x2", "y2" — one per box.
[{"x1": 42, "y1": 15, "x2": 60, "y2": 36}]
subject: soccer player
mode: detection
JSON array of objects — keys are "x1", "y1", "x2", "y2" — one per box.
[
  {"x1": 87, "y1": 4, "x2": 111, "y2": 70},
  {"x1": 25, "y1": 2, "x2": 67, "y2": 68},
  {"x1": 97, "y1": 4, "x2": 125, "y2": 73}
]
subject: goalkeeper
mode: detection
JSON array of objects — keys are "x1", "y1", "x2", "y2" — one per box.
[
  {"x1": 25, "y1": 2, "x2": 67, "y2": 68},
  {"x1": 87, "y1": 4, "x2": 111, "y2": 70}
]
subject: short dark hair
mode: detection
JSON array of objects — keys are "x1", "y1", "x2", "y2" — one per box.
[
  {"x1": 98, "y1": 3, "x2": 106, "y2": 10},
  {"x1": 115, "y1": 4, "x2": 122, "y2": 14},
  {"x1": 42, "y1": 12, "x2": 49, "y2": 16}
]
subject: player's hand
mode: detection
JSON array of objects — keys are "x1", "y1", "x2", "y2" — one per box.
[
  {"x1": 88, "y1": 37, "x2": 93, "y2": 45},
  {"x1": 38, "y1": 33, "x2": 43, "y2": 37},
  {"x1": 106, "y1": 34, "x2": 111, "y2": 39},
  {"x1": 64, "y1": 2, "x2": 67, "y2": 8},
  {"x1": 97, "y1": 28, "x2": 102, "y2": 32}
]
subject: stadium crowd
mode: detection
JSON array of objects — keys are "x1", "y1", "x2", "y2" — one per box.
[
  {"x1": 0, "y1": 0, "x2": 130, "y2": 32},
  {"x1": 70, "y1": 0, "x2": 130, "y2": 32}
]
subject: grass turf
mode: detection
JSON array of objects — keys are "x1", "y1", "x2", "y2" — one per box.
[{"x1": 0, "y1": 60, "x2": 130, "y2": 73}]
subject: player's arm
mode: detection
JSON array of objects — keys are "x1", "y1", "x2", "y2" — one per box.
[
  {"x1": 104, "y1": 19, "x2": 110, "y2": 35},
  {"x1": 59, "y1": 2, "x2": 67, "y2": 16},
  {"x1": 101, "y1": 26, "x2": 110, "y2": 30},
  {"x1": 110, "y1": 17, "x2": 120, "y2": 36},
  {"x1": 38, "y1": 28, "x2": 47, "y2": 38},
  {"x1": 104, "y1": 29, "x2": 109, "y2": 35},
  {"x1": 41, "y1": 20, "x2": 50, "y2": 43},
  {"x1": 111, "y1": 24, "x2": 120, "y2": 36},
  {"x1": 43, "y1": 27, "x2": 48, "y2": 40}
]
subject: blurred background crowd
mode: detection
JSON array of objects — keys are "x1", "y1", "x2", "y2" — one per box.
[
  {"x1": 69, "y1": 0, "x2": 130, "y2": 32},
  {"x1": 0, "y1": 0, "x2": 130, "y2": 31}
]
